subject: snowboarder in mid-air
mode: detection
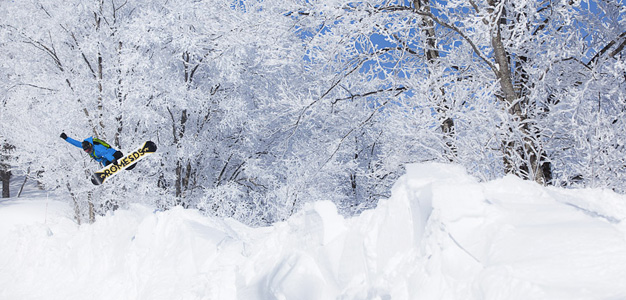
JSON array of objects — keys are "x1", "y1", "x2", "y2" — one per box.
[{"x1": 60, "y1": 133, "x2": 136, "y2": 170}]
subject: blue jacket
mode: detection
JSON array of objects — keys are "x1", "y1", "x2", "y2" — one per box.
[{"x1": 65, "y1": 136, "x2": 118, "y2": 166}]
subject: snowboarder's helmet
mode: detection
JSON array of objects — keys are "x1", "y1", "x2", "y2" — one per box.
[{"x1": 82, "y1": 141, "x2": 93, "y2": 153}]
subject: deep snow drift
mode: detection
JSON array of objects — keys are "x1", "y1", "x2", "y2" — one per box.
[{"x1": 2, "y1": 163, "x2": 626, "y2": 300}]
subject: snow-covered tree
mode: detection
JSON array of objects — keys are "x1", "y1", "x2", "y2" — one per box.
[{"x1": 1, "y1": 0, "x2": 624, "y2": 225}]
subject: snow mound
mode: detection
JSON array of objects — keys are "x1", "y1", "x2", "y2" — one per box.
[{"x1": 2, "y1": 163, "x2": 626, "y2": 299}]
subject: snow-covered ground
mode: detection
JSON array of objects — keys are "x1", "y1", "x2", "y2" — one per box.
[{"x1": 2, "y1": 163, "x2": 626, "y2": 300}]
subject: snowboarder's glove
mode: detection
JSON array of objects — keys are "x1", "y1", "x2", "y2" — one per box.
[{"x1": 60, "y1": 133, "x2": 67, "y2": 140}]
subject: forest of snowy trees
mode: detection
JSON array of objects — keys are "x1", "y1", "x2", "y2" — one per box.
[{"x1": 1, "y1": 0, "x2": 625, "y2": 225}]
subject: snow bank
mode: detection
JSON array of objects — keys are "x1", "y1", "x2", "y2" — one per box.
[{"x1": 2, "y1": 163, "x2": 626, "y2": 300}]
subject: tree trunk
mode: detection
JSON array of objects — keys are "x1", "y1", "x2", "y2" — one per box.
[
  {"x1": 416, "y1": 0, "x2": 457, "y2": 161},
  {"x1": 95, "y1": 0, "x2": 105, "y2": 131},
  {"x1": 1, "y1": 142, "x2": 14, "y2": 198},
  {"x1": 173, "y1": 109, "x2": 189, "y2": 207},
  {"x1": 0, "y1": 170, "x2": 10, "y2": 198},
  {"x1": 115, "y1": 41, "x2": 124, "y2": 148},
  {"x1": 490, "y1": 3, "x2": 551, "y2": 185},
  {"x1": 17, "y1": 167, "x2": 29, "y2": 198},
  {"x1": 66, "y1": 183, "x2": 82, "y2": 225}
]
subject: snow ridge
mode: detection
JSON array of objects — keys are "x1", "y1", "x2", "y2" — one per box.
[{"x1": 2, "y1": 163, "x2": 626, "y2": 299}]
